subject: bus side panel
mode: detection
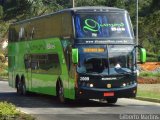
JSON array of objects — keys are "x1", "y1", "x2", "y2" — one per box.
[
  {"x1": 60, "y1": 39, "x2": 76, "y2": 99},
  {"x1": 68, "y1": 65, "x2": 76, "y2": 100},
  {"x1": 54, "y1": 39, "x2": 70, "y2": 98},
  {"x1": 30, "y1": 74, "x2": 57, "y2": 95},
  {"x1": 23, "y1": 38, "x2": 70, "y2": 97},
  {"x1": 8, "y1": 43, "x2": 17, "y2": 88},
  {"x1": 8, "y1": 56, "x2": 15, "y2": 87}
]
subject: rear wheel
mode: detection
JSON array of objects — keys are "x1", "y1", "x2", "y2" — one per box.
[
  {"x1": 57, "y1": 81, "x2": 65, "y2": 103},
  {"x1": 16, "y1": 80, "x2": 27, "y2": 95},
  {"x1": 21, "y1": 81, "x2": 27, "y2": 95},
  {"x1": 106, "y1": 98, "x2": 118, "y2": 104},
  {"x1": 16, "y1": 80, "x2": 22, "y2": 95}
]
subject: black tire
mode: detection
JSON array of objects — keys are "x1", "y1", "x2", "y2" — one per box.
[
  {"x1": 57, "y1": 81, "x2": 65, "y2": 103},
  {"x1": 21, "y1": 81, "x2": 27, "y2": 95},
  {"x1": 106, "y1": 98, "x2": 118, "y2": 104},
  {"x1": 16, "y1": 80, "x2": 22, "y2": 95}
]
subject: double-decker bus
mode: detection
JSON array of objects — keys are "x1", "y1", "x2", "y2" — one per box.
[{"x1": 8, "y1": 7, "x2": 146, "y2": 103}]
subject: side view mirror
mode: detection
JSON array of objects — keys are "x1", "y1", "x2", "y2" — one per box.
[
  {"x1": 72, "y1": 48, "x2": 79, "y2": 64},
  {"x1": 135, "y1": 45, "x2": 147, "y2": 63},
  {"x1": 140, "y1": 48, "x2": 146, "y2": 63}
]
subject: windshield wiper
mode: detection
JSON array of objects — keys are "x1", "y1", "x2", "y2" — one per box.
[{"x1": 116, "y1": 71, "x2": 133, "y2": 75}]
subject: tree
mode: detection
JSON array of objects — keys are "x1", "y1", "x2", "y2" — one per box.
[
  {"x1": 3, "y1": 0, "x2": 31, "y2": 21},
  {"x1": 0, "y1": 0, "x2": 159, "y2": 60}
]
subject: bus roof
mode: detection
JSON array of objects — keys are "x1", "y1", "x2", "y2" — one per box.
[
  {"x1": 66, "y1": 6, "x2": 125, "y2": 12},
  {"x1": 12, "y1": 6, "x2": 126, "y2": 25}
]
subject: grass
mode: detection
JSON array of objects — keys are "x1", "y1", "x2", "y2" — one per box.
[
  {"x1": 0, "y1": 101, "x2": 35, "y2": 120},
  {"x1": 139, "y1": 71, "x2": 160, "y2": 78},
  {"x1": 137, "y1": 90, "x2": 160, "y2": 99},
  {"x1": 137, "y1": 84, "x2": 160, "y2": 99}
]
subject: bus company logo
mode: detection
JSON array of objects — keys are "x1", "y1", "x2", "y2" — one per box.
[
  {"x1": 80, "y1": 77, "x2": 89, "y2": 81},
  {"x1": 83, "y1": 18, "x2": 125, "y2": 32},
  {"x1": 102, "y1": 78, "x2": 117, "y2": 80},
  {"x1": 46, "y1": 43, "x2": 55, "y2": 49}
]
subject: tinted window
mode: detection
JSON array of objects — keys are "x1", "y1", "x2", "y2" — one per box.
[
  {"x1": 108, "y1": 45, "x2": 135, "y2": 74},
  {"x1": 76, "y1": 45, "x2": 135, "y2": 75},
  {"x1": 31, "y1": 54, "x2": 61, "y2": 74},
  {"x1": 9, "y1": 28, "x2": 17, "y2": 42}
]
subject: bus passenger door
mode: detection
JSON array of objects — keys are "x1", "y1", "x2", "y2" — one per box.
[{"x1": 24, "y1": 55, "x2": 32, "y2": 91}]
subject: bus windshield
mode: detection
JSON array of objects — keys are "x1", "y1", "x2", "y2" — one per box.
[
  {"x1": 75, "y1": 12, "x2": 133, "y2": 39},
  {"x1": 77, "y1": 45, "x2": 135, "y2": 75}
]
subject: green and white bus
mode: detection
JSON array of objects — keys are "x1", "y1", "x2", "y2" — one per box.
[{"x1": 8, "y1": 7, "x2": 146, "y2": 103}]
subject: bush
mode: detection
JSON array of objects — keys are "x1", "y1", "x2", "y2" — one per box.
[
  {"x1": 0, "y1": 70, "x2": 8, "y2": 75},
  {"x1": 147, "y1": 57, "x2": 158, "y2": 62},
  {"x1": 147, "y1": 52, "x2": 157, "y2": 57},
  {"x1": 0, "y1": 101, "x2": 35, "y2": 120},
  {"x1": 146, "y1": 52, "x2": 158, "y2": 62},
  {"x1": 0, "y1": 101, "x2": 19, "y2": 116},
  {"x1": 0, "y1": 62, "x2": 7, "y2": 70},
  {"x1": 158, "y1": 56, "x2": 160, "y2": 61}
]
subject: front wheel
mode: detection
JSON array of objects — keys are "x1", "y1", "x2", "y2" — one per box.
[{"x1": 106, "y1": 98, "x2": 118, "y2": 104}]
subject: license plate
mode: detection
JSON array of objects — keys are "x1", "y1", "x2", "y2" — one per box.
[{"x1": 104, "y1": 92, "x2": 114, "y2": 97}]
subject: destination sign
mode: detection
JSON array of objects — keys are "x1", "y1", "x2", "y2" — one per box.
[{"x1": 83, "y1": 48, "x2": 105, "y2": 53}]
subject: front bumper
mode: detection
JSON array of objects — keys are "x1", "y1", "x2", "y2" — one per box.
[{"x1": 76, "y1": 84, "x2": 137, "y2": 99}]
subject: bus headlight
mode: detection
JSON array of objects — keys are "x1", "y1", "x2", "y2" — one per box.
[
  {"x1": 122, "y1": 83, "x2": 126, "y2": 87},
  {"x1": 90, "y1": 84, "x2": 94, "y2": 88}
]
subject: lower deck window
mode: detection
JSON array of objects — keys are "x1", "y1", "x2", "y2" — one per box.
[{"x1": 31, "y1": 54, "x2": 61, "y2": 74}]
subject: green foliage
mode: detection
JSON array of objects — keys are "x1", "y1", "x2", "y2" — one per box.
[
  {"x1": 0, "y1": 5, "x2": 3, "y2": 18},
  {"x1": 147, "y1": 52, "x2": 157, "y2": 58},
  {"x1": 75, "y1": 0, "x2": 104, "y2": 6},
  {"x1": 3, "y1": 0, "x2": 32, "y2": 20},
  {"x1": 147, "y1": 57, "x2": 158, "y2": 62},
  {"x1": 139, "y1": 1, "x2": 160, "y2": 57},
  {"x1": 0, "y1": 101, "x2": 35, "y2": 120},
  {"x1": 139, "y1": 71, "x2": 160, "y2": 78},
  {"x1": 0, "y1": 101, "x2": 19, "y2": 116},
  {"x1": 0, "y1": 0, "x2": 159, "y2": 62},
  {"x1": 146, "y1": 52, "x2": 158, "y2": 61},
  {"x1": 0, "y1": 62, "x2": 7, "y2": 69}
]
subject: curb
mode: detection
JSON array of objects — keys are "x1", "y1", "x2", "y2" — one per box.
[
  {"x1": 0, "y1": 77, "x2": 8, "y2": 81},
  {"x1": 16, "y1": 108, "x2": 29, "y2": 114},
  {"x1": 0, "y1": 79, "x2": 8, "y2": 81},
  {"x1": 136, "y1": 96, "x2": 160, "y2": 103}
]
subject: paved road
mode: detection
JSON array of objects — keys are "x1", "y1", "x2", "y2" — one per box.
[{"x1": 0, "y1": 81, "x2": 160, "y2": 120}]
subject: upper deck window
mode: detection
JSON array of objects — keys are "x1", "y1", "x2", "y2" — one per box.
[{"x1": 75, "y1": 12, "x2": 133, "y2": 39}]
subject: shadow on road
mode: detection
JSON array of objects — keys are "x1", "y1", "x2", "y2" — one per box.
[{"x1": 0, "y1": 92, "x2": 121, "y2": 108}]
